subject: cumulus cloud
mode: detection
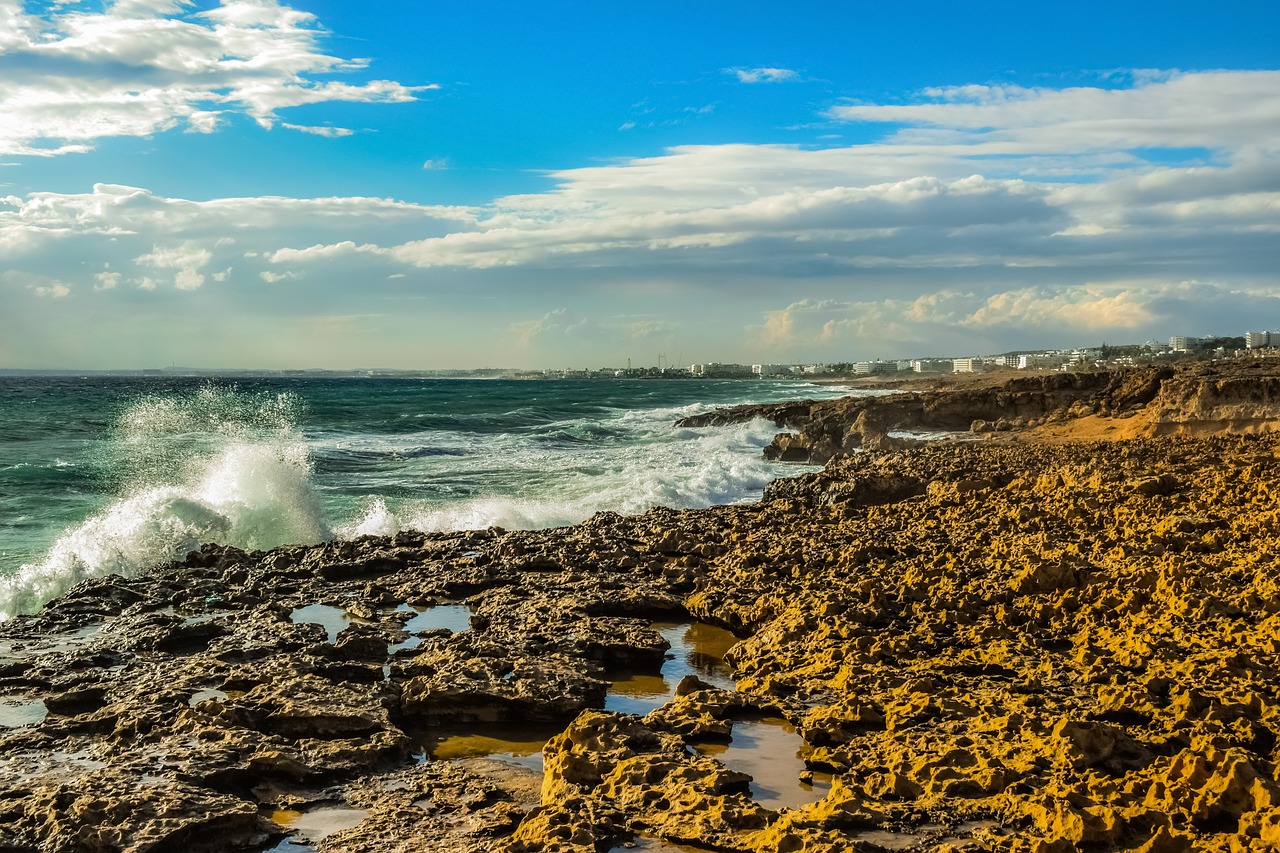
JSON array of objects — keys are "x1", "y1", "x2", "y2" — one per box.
[
  {"x1": 0, "y1": 183, "x2": 476, "y2": 302},
  {"x1": 3, "y1": 68, "x2": 1278, "y2": 367},
  {"x1": 2, "y1": 270, "x2": 72, "y2": 299},
  {"x1": 135, "y1": 242, "x2": 213, "y2": 290},
  {"x1": 94, "y1": 271, "x2": 122, "y2": 291},
  {"x1": 0, "y1": 0, "x2": 432, "y2": 156},
  {"x1": 33, "y1": 282, "x2": 72, "y2": 299},
  {"x1": 511, "y1": 308, "x2": 589, "y2": 345},
  {"x1": 628, "y1": 320, "x2": 674, "y2": 340},
  {"x1": 750, "y1": 281, "x2": 1212, "y2": 358},
  {"x1": 237, "y1": 69, "x2": 1277, "y2": 327},
  {"x1": 963, "y1": 287, "x2": 1155, "y2": 330}
]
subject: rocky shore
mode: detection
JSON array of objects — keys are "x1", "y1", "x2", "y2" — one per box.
[
  {"x1": 677, "y1": 360, "x2": 1280, "y2": 463},
  {"x1": 3, "y1": 361, "x2": 1280, "y2": 852}
]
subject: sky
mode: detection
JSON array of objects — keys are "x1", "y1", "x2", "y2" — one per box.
[{"x1": 1, "y1": 1, "x2": 1278, "y2": 370}]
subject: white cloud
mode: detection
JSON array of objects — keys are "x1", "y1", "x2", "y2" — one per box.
[
  {"x1": 750, "y1": 281, "x2": 1206, "y2": 357},
  {"x1": 269, "y1": 241, "x2": 386, "y2": 263},
  {"x1": 0, "y1": 1, "x2": 432, "y2": 156},
  {"x1": 0, "y1": 184, "x2": 476, "y2": 304},
  {"x1": 2, "y1": 69, "x2": 1277, "y2": 367},
  {"x1": 220, "y1": 69, "x2": 1274, "y2": 311},
  {"x1": 94, "y1": 270, "x2": 121, "y2": 290},
  {"x1": 282, "y1": 123, "x2": 356, "y2": 138},
  {"x1": 3, "y1": 269, "x2": 74, "y2": 299},
  {"x1": 728, "y1": 67, "x2": 799, "y2": 84},
  {"x1": 829, "y1": 71, "x2": 1280, "y2": 165},
  {"x1": 33, "y1": 282, "x2": 71, "y2": 298},
  {"x1": 962, "y1": 287, "x2": 1155, "y2": 330},
  {"x1": 628, "y1": 319, "x2": 673, "y2": 340},
  {"x1": 135, "y1": 242, "x2": 212, "y2": 290}
]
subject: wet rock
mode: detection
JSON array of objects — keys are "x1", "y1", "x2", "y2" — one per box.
[
  {"x1": 401, "y1": 654, "x2": 608, "y2": 725},
  {"x1": 5, "y1": 363, "x2": 1280, "y2": 851}
]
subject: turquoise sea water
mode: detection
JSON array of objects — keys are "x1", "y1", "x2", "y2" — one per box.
[{"x1": 0, "y1": 376, "x2": 850, "y2": 619}]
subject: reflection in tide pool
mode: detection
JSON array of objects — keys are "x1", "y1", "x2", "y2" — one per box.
[
  {"x1": 288, "y1": 604, "x2": 349, "y2": 643},
  {"x1": 392, "y1": 603, "x2": 474, "y2": 652},
  {"x1": 416, "y1": 722, "x2": 565, "y2": 773},
  {"x1": 271, "y1": 806, "x2": 368, "y2": 846},
  {"x1": 605, "y1": 621, "x2": 737, "y2": 716},
  {"x1": 696, "y1": 717, "x2": 831, "y2": 811},
  {"x1": 0, "y1": 697, "x2": 47, "y2": 729},
  {"x1": 187, "y1": 688, "x2": 228, "y2": 706}
]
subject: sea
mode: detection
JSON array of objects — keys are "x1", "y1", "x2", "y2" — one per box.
[{"x1": 0, "y1": 375, "x2": 857, "y2": 621}]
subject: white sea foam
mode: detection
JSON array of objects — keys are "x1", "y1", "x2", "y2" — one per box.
[
  {"x1": 0, "y1": 388, "x2": 330, "y2": 620},
  {"x1": 3, "y1": 382, "x2": 835, "y2": 620},
  {"x1": 333, "y1": 414, "x2": 803, "y2": 536}
]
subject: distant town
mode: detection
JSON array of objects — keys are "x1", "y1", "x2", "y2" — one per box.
[{"x1": 2, "y1": 330, "x2": 1278, "y2": 380}]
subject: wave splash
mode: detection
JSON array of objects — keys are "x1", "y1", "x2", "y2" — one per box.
[
  {"x1": 334, "y1": 406, "x2": 795, "y2": 538},
  {"x1": 0, "y1": 386, "x2": 330, "y2": 620}
]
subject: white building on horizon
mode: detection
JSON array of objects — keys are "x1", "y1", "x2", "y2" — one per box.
[
  {"x1": 1018, "y1": 353, "x2": 1067, "y2": 370},
  {"x1": 1246, "y1": 331, "x2": 1274, "y2": 349},
  {"x1": 691, "y1": 362, "x2": 753, "y2": 377},
  {"x1": 911, "y1": 358, "x2": 953, "y2": 374}
]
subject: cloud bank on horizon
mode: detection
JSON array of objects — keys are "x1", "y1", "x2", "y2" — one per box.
[{"x1": 1, "y1": 1, "x2": 1277, "y2": 369}]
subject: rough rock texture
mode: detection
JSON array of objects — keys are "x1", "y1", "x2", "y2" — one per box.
[
  {"x1": 677, "y1": 359, "x2": 1280, "y2": 464},
  {"x1": 3, "y1": 361, "x2": 1280, "y2": 852}
]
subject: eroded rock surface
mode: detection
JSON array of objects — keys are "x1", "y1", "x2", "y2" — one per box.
[
  {"x1": 677, "y1": 359, "x2": 1280, "y2": 463},
  {"x1": 4, "y1": 364, "x2": 1280, "y2": 852}
]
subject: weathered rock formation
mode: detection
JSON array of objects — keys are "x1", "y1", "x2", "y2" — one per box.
[
  {"x1": 3, "y1": 361, "x2": 1280, "y2": 851},
  {"x1": 677, "y1": 359, "x2": 1280, "y2": 464}
]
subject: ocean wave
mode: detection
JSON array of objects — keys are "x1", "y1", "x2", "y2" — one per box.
[
  {"x1": 333, "y1": 416, "x2": 798, "y2": 537},
  {"x1": 0, "y1": 387, "x2": 330, "y2": 621},
  {"x1": 2, "y1": 380, "x2": 837, "y2": 620}
]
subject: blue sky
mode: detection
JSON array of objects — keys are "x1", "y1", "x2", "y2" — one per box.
[{"x1": 2, "y1": 0, "x2": 1278, "y2": 369}]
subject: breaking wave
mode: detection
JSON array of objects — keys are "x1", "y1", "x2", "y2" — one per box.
[
  {"x1": 0, "y1": 379, "x2": 846, "y2": 620},
  {"x1": 0, "y1": 386, "x2": 329, "y2": 620}
]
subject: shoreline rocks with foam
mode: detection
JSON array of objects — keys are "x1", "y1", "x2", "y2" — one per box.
[
  {"x1": 678, "y1": 359, "x2": 1280, "y2": 463},
  {"x1": 3, "y1": 362, "x2": 1280, "y2": 851}
]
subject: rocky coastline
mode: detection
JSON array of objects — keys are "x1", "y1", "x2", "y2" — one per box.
[
  {"x1": 3, "y1": 361, "x2": 1280, "y2": 852},
  {"x1": 677, "y1": 360, "x2": 1280, "y2": 463}
]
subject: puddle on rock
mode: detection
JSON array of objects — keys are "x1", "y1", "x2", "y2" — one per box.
[
  {"x1": 261, "y1": 840, "x2": 316, "y2": 853},
  {"x1": 0, "y1": 697, "x2": 47, "y2": 729},
  {"x1": 390, "y1": 603, "x2": 475, "y2": 653},
  {"x1": 414, "y1": 723, "x2": 563, "y2": 773},
  {"x1": 695, "y1": 716, "x2": 831, "y2": 811},
  {"x1": 289, "y1": 604, "x2": 349, "y2": 643},
  {"x1": 856, "y1": 820, "x2": 1004, "y2": 850},
  {"x1": 605, "y1": 621, "x2": 737, "y2": 716},
  {"x1": 188, "y1": 688, "x2": 228, "y2": 706},
  {"x1": 272, "y1": 806, "x2": 369, "y2": 844},
  {"x1": 3, "y1": 749, "x2": 106, "y2": 782},
  {"x1": 20, "y1": 623, "x2": 105, "y2": 657},
  {"x1": 608, "y1": 837, "x2": 715, "y2": 853}
]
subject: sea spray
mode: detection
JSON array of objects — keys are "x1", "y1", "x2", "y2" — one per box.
[
  {"x1": 333, "y1": 408, "x2": 789, "y2": 536},
  {"x1": 0, "y1": 386, "x2": 330, "y2": 620},
  {"x1": 0, "y1": 376, "x2": 854, "y2": 620}
]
